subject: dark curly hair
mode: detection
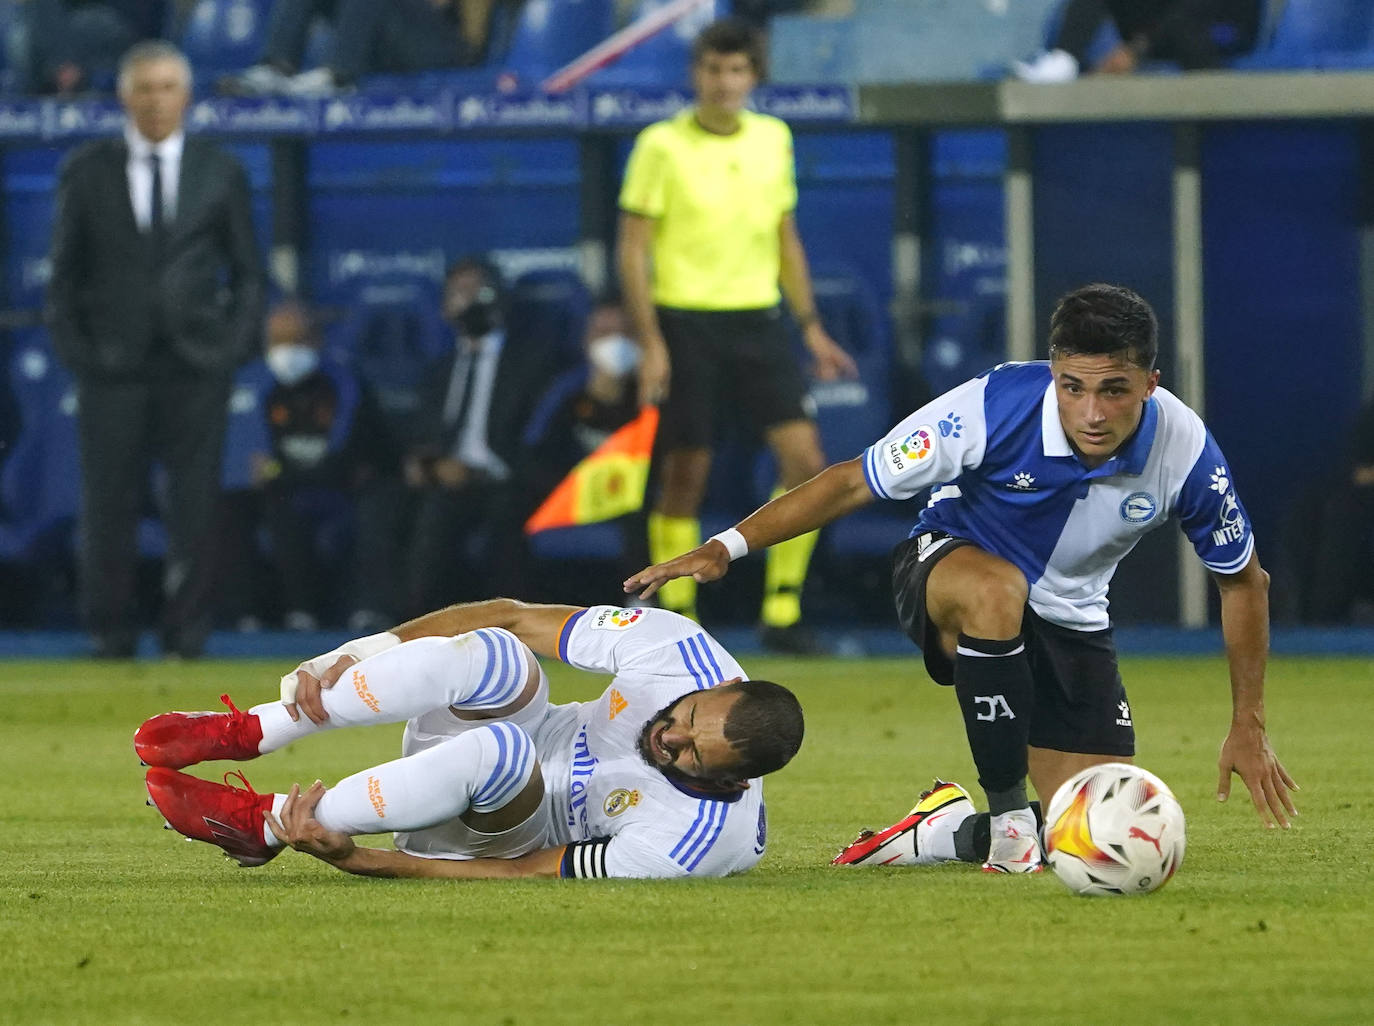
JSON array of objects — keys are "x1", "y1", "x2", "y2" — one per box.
[{"x1": 1048, "y1": 283, "x2": 1158, "y2": 371}]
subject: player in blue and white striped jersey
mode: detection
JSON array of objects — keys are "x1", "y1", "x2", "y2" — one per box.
[
  {"x1": 140, "y1": 599, "x2": 801, "y2": 880},
  {"x1": 627, "y1": 283, "x2": 1296, "y2": 873}
]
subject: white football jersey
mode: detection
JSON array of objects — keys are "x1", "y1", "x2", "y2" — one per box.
[{"x1": 540, "y1": 606, "x2": 769, "y2": 879}]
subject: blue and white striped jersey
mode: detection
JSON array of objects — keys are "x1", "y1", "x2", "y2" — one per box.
[
  {"x1": 545, "y1": 606, "x2": 767, "y2": 879},
  {"x1": 862, "y1": 361, "x2": 1254, "y2": 631}
]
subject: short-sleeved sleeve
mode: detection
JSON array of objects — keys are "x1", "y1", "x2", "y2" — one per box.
[
  {"x1": 557, "y1": 606, "x2": 744, "y2": 688},
  {"x1": 1174, "y1": 435, "x2": 1255, "y2": 574},
  {"x1": 862, "y1": 375, "x2": 990, "y2": 501},
  {"x1": 618, "y1": 124, "x2": 670, "y2": 219},
  {"x1": 778, "y1": 121, "x2": 798, "y2": 213},
  {"x1": 560, "y1": 801, "x2": 762, "y2": 879}
]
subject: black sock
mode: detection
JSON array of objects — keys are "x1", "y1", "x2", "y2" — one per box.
[
  {"x1": 954, "y1": 802, "x2": 1044, "y2": 862},
  {"x1": 952, "y1": 633, "x2": 1034, "y2": 813}
]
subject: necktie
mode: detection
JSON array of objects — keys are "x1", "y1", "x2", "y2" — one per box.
[{"x1": 149, "y1": 153, "x2": 164, "y2": 233}]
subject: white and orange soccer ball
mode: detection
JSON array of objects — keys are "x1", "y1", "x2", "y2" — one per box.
[{"x1": 1043, "y1": 762, "x2": 1186, "y2": 897}]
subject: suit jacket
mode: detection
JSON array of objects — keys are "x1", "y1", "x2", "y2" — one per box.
[
  {"x1": 414, "y1": 330, "x2": 558, "y2": 474},
  {"x1": 45, "y1": 134, "x2": 265, "y2": 378}
]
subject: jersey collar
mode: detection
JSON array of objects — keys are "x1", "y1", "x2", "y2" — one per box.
[
  {"x1": 1040, "y1": 380, "x2": 1159, "y2": 475},
  {"x1": 663, "y1": 772, "x2": 747, "y2": 803}
]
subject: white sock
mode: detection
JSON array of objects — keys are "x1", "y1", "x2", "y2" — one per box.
[
  {"x1": 313, "y1": 722, "x2": 536, "y2": 837},
  {"x1": 252, "y1": 630, "x2": 535, "y2": 754}
]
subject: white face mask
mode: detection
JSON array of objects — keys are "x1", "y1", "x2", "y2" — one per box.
[
  {"x1": 266, "y1": 343, "x2": 320, "y2": 387},
  {"x1": 588, "y1": 334, "x2": 640, "y2": 377}
]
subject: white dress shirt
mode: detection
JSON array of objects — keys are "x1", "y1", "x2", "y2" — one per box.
[
  {"x1": 124, "y1": 125, "x2": 184, "y2": 231},
  {"x1": 443, "y1": 331, "x2": 510, "y2": 481}
]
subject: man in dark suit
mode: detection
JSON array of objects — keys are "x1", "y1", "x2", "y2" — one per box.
[
  {"x1": 46, "y1": 40, "x2": 265, "y2": 658},
  {"x1": 400, "y1": 257, "x2": 557, "y2": 614}
]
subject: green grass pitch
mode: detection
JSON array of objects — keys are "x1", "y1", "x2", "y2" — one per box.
[{"x1": 3, "y1": 653, "x2": 1372, "y2": 1025}]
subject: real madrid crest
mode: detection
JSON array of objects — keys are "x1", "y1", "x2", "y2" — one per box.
[{"x1": 604, "y1": 788, "x2": 641, "y2": 817}]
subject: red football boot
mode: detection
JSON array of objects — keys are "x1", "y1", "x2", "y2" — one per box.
[
  {"x1": 145, "y1": 767, "x2": 279, "y2": 867},
  {"x1": 134, "y1": 694, "x2": 263, "y2": 769}
]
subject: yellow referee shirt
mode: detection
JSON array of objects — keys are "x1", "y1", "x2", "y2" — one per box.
[{"x1": 619, "y1": 108, "x2": 797, "y2": 311}]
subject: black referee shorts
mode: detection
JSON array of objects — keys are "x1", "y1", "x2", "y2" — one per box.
[
  {"x1": 656, "y1": 305, "x2": 812, "y2": 450},
  {"x1": 891, "y1": 531, "x2": 1136, "y2": 757}
]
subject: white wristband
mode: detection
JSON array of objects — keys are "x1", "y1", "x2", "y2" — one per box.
[{"x1": 709, "y1": 528, "x2": 749, "y2": 562}]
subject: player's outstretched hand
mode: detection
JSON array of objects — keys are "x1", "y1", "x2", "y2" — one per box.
[
  {"x1": 1217, "y1": 724, "x2": 1299, "y2": 829},
  {"x1": 264, "y1": 781, "x2": 356, "y2": 863},
  {"x1": 623, "y1": 541, "x2": 731, "y2": 599}
]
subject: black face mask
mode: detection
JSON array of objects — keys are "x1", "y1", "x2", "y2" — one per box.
[{"x1": 456, "y1": 286, "x2": 501, "y2": 338}]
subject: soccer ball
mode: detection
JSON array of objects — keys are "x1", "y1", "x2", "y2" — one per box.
[{"x1": 1043, "y1": 762, "x2": 1186, "y2": 897}]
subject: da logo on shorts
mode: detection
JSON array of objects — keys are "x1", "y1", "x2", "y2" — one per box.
[
  {"x1": 604, "y1": 788, "x2": 641, "y2": 817},
  {"x1": 592, "y1": 607, "x2": 644, "y2": 631},
  {"x1": 887, "y1": 426, "x2": 936, "y2": 474},
  {"x1": 1119, "y1": 491, "x2": 1157, "y2": 524}
]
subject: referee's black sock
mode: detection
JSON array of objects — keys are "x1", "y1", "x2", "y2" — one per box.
[{"x1": 952, "y1": 633, "x2": 1033, "y2": 814}]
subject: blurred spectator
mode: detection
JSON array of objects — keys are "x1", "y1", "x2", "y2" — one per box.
[
  {"x1": 1286, "y1": 399, "x2": 1374, "y2": 625},
  {"x1": 214, "y1": 301, "x2": 395, "y2": 632},
  {"x1": 517, "y1": 296, "x2": 640, "y2": 512},
  {"x1": 222, "y1": 0, "x2": 507, "y2": 95},
  {"x1": 357, "y1": 257, "x2": 558, "y2": 618},
  {"x1": 45, "y1": 41, "x2": 264, "y2": 658},
  {"x1": 1014, "y1": 0, "x2": 1261, "y2": 83},
  {"x1": 19, "y1": 0, "x2": 168, "y2": 94}
]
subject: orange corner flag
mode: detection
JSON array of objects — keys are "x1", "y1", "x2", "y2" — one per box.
[{"x1": 524, "y1": 405, "x2": 659, "y2": 535}]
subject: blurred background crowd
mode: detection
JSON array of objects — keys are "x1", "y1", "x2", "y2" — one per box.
[{"x1": 0, "y1": 0, "x2": 1372, "y2": 654}]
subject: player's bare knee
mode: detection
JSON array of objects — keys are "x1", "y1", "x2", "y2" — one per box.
[
  {"x1": 956, "y1": 571, "x2": 1027, "y2": 638},
  {"x1": 461, "y1": 764, "x2": 544, "y2": 833}
]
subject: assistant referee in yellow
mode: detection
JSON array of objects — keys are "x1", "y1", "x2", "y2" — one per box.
[{"x1": 617, "y1": 17, "x2": 857, "y2": 653}]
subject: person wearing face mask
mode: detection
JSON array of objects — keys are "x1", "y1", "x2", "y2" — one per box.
[
  {"x1": 399, "y1": 257, "x2": 560, "y2": 615},
  {"x1": 514, "y1": 298, "x2": 644, "y2": 598},
  {"x1": 214, "y1": 301, "x2": 394, "y2": 632}
]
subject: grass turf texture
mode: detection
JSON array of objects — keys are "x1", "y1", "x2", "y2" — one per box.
[{"x1": 2, "y1": 655, "x2": 1372, "y2": 1026}]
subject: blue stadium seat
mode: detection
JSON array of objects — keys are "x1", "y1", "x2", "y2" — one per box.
[
  {"x1": 0, "y1": 332, "x2": 80, "y2": 561},
  {"x1": 587, "y1": 0, "x2": 725, "y2": 89},
  {"x1": 220, "y1": 358, "x2": 275, "y2": 492},
  {"x1": 1232, "y1": 0, "x2": 1374, "y2": 69},
  {"x1": 506, "y1": 268, "x2": 592, "y2": 372},
  {"x1": 179, "y1": 0, "x2": 271, "y2": 86},
  {"x1": 768, "y1": 15, "x2": 857, "y2": 85},
  {"x1": 499, "y1": 0, "x2": 616, "y2": 91},
  {"x1": 327, "y1": 274, "x2": 452, "y2": 444}
]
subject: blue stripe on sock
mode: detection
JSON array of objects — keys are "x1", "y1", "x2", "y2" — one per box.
[{"x1": 479, "y1": 723, "x2": 531, "y2": 810}]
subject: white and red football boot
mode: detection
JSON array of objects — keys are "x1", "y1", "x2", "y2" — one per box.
[
  {"x1": 831, "y1": 780, "x2": 975, "y2": 866},
  {"x1": 982, "y1": 808, "x2": 1043, "y2": 873},
  {"x1": 145, "y1": 767, "x2": 278, "y2": 867},
  {"x1": 134, "y1": 694, "x2": 263, "y2": 769}
]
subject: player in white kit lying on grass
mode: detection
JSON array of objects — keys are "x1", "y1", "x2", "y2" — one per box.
[{"x1": 136, "y1": 599, "x2": 804, "y2": 880}]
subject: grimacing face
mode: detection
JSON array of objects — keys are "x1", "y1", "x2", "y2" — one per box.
[
  {"x1": 119, "y1": 56, "x2": 190, "y2": 143},
  {"x1": 1051, "y1": 351, "x2": 1159, "y2": 469},
  {"x1": 691, "y1": 50, "x2": 757, "y2": 118},
  {"x1": 636, "y1": 684, "x2": 747, "y2": 786}
]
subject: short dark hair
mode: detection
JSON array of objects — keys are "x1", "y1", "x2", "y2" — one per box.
[
  {"x1": 718, "y1": 679, "x2": 804, "y2": 779},
  {"x1": 692, "y1": 17, "x2": 766, "y2": 77},
  {"x1": 1047, "y1": 283, "x2": 1158, "y2": 371}
]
